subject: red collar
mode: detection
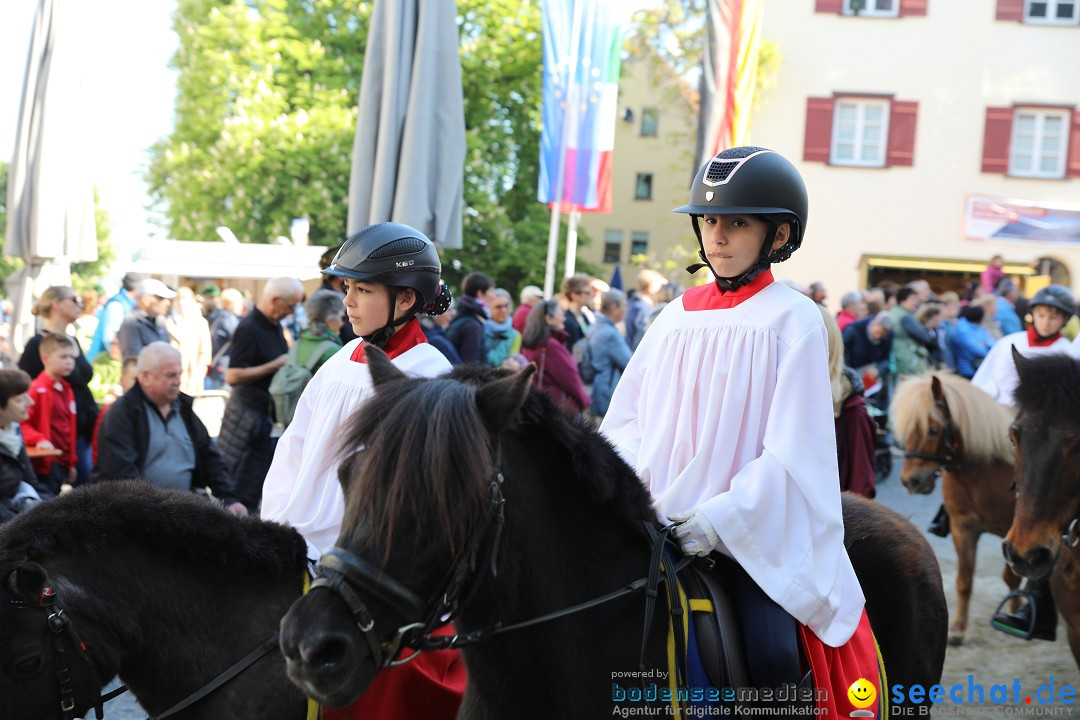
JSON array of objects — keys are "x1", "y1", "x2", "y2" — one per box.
[
  {"x1": 1026, "y1": 325, "x2": 1062, "y2": 348},
  {"x1": 350, "y1": 318, "x2": 428, "y2": 363},
  {"x1": 682, "y1": 270, "x2": 775, "y2": 311}
]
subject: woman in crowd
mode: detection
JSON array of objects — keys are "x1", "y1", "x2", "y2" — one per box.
[
  {"x1": 295, "y1": 288, "x2": 346, "y2": 375},
  {"x1": 17, "y1": 286, "x2": 98, "y2": 485},
  {"x1": 520, "y1": 300, "x2": 591, "y2": 416},
  {"x1": 483, "y1": 288, "x2": 521, "y2": 368},
  {"x1": 0, "y1": 368, "x2": 51, "y2": 524}
]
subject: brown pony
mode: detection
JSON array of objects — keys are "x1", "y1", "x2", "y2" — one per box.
[
  {"x1": 892, "y1": 372, "x2": 1021, "y2": 645},
  {"x1": 1002, "y1": 349, "x2": 1080, "y2": 669}
]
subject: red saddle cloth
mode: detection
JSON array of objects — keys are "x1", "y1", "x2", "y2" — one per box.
[
  {"x1": 322, "y1": 624, "x2": 466, "y2": 720},
  {"x1": 800, "y1": 609, "x2": 884, "y2": 718}
]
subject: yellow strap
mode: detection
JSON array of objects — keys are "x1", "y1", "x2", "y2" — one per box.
[
  {"x1": 301, "y1": 570, "x2": 322, "y2": 720},
  {"x1": 873, "y1": 630, "x2": 889, "y2": 720},
  {"x1": 688, "y1": 599, "x2": 714, "y2": 613}
]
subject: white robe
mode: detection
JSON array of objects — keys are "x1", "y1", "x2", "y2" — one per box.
[
  {"x1": 261, "y1": 339, "x2": 452, "y2": 558},
  {"x1": 600, "y1": 282, "x2": 864, "y2": 647},
  {"x1": 971, "y1": 331, "x2": 1072, "y2": 407}
]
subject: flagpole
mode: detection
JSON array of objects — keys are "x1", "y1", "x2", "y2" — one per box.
[
  {"x1": 564, "y1": 208, "x2": 579, "y2": 278},
  {"x1": 543, "y1": 0, "x2": 585, "y2": 299}
]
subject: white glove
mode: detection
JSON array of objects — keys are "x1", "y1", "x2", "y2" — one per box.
[{"x1": 668, "y1": 508, "x2": 720, "y2": 557}]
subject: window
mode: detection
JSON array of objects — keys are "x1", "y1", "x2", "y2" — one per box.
[
  {"x1": 634, "y1": 173, "x2": 653, "y2": 200},
  {"x1": 603, "y1": 230, "x2": 622, "y2": 263},
  {"x1": 641, "y1": 107, "x2": 659, "y2": 137},
  {"x1": 830, "y1": 99, "x2": 890, "y2": 167},
  {"x1": 630, "y1": 232, "x2": 649, "y2": 256},
  {"x1": 1009, "y1": 109, "x2": 1070, "y2": 178},
  {"x1": 843, "y1": 0, "x2": 899, "y2": 16},
  {"x1": 1024, "y1": 0, "x2": 1079, "y2": 24}
]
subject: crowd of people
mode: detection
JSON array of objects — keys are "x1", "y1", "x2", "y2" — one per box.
[{"x1": 2, "y1": 144, "x2": 1080, "y2": 717}]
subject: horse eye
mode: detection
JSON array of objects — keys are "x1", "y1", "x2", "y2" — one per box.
[
  {"x1": 12, "y1": 655, "x2": 45, "y2": 678},
  {"x1": 928, "y1": 427, "x2": 939, "y2": 436}
]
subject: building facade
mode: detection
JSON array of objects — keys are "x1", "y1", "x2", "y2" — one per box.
[
  {"x1": 576, "y1": 55, "x2": 699, "y2": 285},
  {"x1": 748, "y1": 0, "x2": 1080, "y2": 303}
]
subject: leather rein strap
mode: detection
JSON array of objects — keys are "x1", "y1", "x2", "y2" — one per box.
[{"x1": 904, "y1": 393, "x2": 968, "y2": 471}]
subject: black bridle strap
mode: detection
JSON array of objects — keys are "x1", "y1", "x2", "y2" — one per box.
[
  {"x1": 318, "y1": 549, "x2": 427, "y2": 621},
  {"x1": 144, "y1": 633, "x2": 280, "y2": 720},
  {"x1": 904, "y1": 395, "x2": 967, "y2": 471},
  {"x1": 421, "y1": 547, "x2": 695, "y2": 651}
]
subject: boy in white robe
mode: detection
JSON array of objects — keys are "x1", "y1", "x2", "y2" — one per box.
[
  {"x1": 972, "y1": 284, "x2": 1075, "y2": 409},
  {"x1": 261, "y1": 223, "x2": 464, "y2": 720},
  {"x1": 601, "y1": 147, "x2": 877, "y2": 716}
]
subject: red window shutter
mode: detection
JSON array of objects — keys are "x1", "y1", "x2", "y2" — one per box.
[
  {"x1": 815, "y1": 0, "x2": 844, "y2": 13},
  {"x1": 1068, "y1": 110, "x2": 1080, "y2": 178},
  {"x1": 804, "y1": 97, "x2": 835, "y2": 164},
  {"x1": 981, "y1": 107, "x2": 1013, "y2": 174},
  {"x1": 886, "y1": 101, "x2": 918, "y2": 167},
  {"x1": 899, "y1": 0, "x2": 928, "y2": 16},
  {"x1": 995, "y1": 0, "x2": 1024, "y2": 21}
]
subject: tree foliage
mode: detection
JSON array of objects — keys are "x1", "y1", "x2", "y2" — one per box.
[
  {"x1": 146, "y1": 0, "x2": 593, "y2": 296},
  {"x1": 147, "y1": 0, "x2": 370, "y2": 246}
]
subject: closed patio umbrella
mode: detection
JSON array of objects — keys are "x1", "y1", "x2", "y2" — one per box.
[
  {"x1": 346, "y1": 0, "x2": 466, "y2": 250},
  {"x1": 4, "y1": 0, "x2": 97, "y2": 355}
]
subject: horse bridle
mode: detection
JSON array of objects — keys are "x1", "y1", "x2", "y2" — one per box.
[
  {"x1": 904, "y1": 394, "x2": 966, "y2": 471},
  {"x1": 312, "y1": 441, "x2": 694, "y2": 677},
  {"x1": 4, "y1": 586, "x2": 110, "y2": 720},
  {"x1": 5, "y1": 584, "x2": 284, "y2": 720}
]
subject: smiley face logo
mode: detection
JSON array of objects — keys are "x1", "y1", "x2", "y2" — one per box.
[{"x1": 847, "y1": 678, "x2": 877, "y2": 712}]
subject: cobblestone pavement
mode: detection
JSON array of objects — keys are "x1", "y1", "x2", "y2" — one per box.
[{"x1": 98, "y1": 453, "x2": 1077, "y2": 718}]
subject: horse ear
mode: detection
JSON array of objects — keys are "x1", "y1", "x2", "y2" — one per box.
[
  {"x1": 365, "y1": 345, "x2": 406, "y2": 388},
  {"x1": 475, "y1": 365, "x2": 536, "y2": 431},
  {"x1": 930, "y1": 375, "x2": 945, "y2": 403},
  {"x1": 6, "y1": 562, "x2": 47, "y2": 602},
  {"x1": 1010, "y1": 345, "x2": 1028, "y2": 375}
]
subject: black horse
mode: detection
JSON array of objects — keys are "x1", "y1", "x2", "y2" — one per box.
[
  {"x1": 0, "y1": 482, "x2": 311, "y2": 720},
  {"x1": 280, "y1": 349, "x2": 948, "y2": 717},
  {"x1": 1002, "y1": 349, "x2": 1080, "y2": 669}
]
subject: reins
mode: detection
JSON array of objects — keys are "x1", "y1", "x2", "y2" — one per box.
[{"x1": 6, "y1": 586, "x2": 288, "y2": 720}]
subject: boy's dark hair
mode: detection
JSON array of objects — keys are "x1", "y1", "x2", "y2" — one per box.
[
  {"x1": 39, "y1": 333, "x2": 78, "y2": 356},
  {"x1": 121, "y1": 357, "x2": 139, "y2": 373},
  {"x1": 958, "y1": 305, "x2": 984, "y2": 324},
  {"x1": 462, "y1": 272, "x2": 495, "y2": 298},
  {"x1": 0, "y1": 368, "x2": 32, "y2": 408},
  {"x1": 895, "y1": 287, "x2": 918, "y2": 305}
]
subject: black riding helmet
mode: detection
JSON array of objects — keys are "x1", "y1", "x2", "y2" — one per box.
[
  {"x1": 674, "y1": 146, "x2": 809, "y2": 291},
  {"x1": 1028, "y1": 284, "x2": 1076, "y2": 319},
  {"x1": 323, "y1": 222, "x2": 450, "y2": 347}
]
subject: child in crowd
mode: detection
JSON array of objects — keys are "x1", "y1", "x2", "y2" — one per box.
[
  {"x1": 91, "y1": 357, "x2": 139, "y2": 467},
  {"x1": 21, "y1": 333, "x2": 79, "y2": 495},
  {"x1": 1, "y1": 368, "x2": 52, "y2": 524}
]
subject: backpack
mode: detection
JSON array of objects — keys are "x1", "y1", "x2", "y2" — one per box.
[
  {"x1": 572, "y1": 335, "x2": 596, "y2": 384},
  {"x1": 269, "y1": 340, "x2": 338, "y2": 428}
]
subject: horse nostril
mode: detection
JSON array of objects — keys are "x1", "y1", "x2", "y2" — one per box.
[
  {"x1": 300, "y1": 633, "x2": 351, "y2": 669},
  {"x1": 1002, "y1": 541, "x2": 1017, "y2": 563},
  {"x1": 1024, "y1": 546, "x2": 1055, "y2": 572}
]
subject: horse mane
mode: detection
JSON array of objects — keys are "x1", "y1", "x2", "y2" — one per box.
[
  {"x1": 891, "y1": 372, "x2": 1014, "y2": 465},
  {"x1": 0, "y1": 481, "x2": 308, "y2": 576},
  {"x1": 1014, "y1": 352, "x2": 1080, "y2": 427},
  {"x1": 338, "y1": 366, "x2": 657, "y2": 556}
]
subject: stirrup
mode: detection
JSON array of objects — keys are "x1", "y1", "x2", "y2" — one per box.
[{"x1": 990, "y1": 589, "x2": 1039, "y2": 640}]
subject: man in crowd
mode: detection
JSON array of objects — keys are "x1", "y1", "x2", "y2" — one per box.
[
  {"x1": 625, "y1": 269, "x2": 666, "y2": 350},
  {"x1": 118, "y1": 279, "x2": 174, "y2": 360},
  {"x1": 836, "y1": 291, "x2": 866, "y2": 332},
  {"x1": 94, "y1": 342, "x2": 246, "y2": 515},
  {"x1": 87, "y1": 272, "x2": 145, "y2": 359},
  {"x1": 217, "y1": 277, "x2": 303, "y2": 511},
  {"x1": 448, "y1": 271, "x2": 495, "y2": 365},
  {"x1": 843, "y1": 311, "x2": 895, "y2": 411},
  {"x1": 206, "y1": 288, "x2": 245, "y2": 389},
  {"x1": 513, "y1": 285, "x2": 544, "y2": 334}
]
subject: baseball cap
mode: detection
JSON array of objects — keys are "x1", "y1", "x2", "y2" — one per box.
[
  {"x1": 137, "y1": 278, "x2": 177, "y2": 300},
  {"x1": 201, "y1": 284, "x2": 222, "y2": 298}
]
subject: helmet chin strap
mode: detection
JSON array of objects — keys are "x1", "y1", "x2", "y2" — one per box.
[
  {"x1": 362, "y1": 287, "x2": 424, "y2": 348},
  {"x1": 686, "y1": 215, "x2": 780, "y2": 292}
]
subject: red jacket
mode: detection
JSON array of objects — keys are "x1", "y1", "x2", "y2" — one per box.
[
  {"x1": 511, "y1": 302, "x2": 533, "y2": 334},
  {"x1": 522, "y1": 329, "x2": 591, "y2": 414},
  {"x1": 835, "y1": 393, "x2": 877, "y2": 499},
  {"x1": 21, "y1": 373, "x2": 78, "y2": 475}
]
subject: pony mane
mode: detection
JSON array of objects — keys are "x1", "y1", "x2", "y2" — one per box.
[
  {"x1": 0, "y1": 482, "x2": 308, "y2": 576},
  {"x1": 339, "y1": 366, "x2": 656, "y2": 555},
  {"x1": 1014, "y1": 352, "x2": 1080, "y2": 427},
  {"x1": 891, "y1": 372, "x2": 1014, "y2": 465}
]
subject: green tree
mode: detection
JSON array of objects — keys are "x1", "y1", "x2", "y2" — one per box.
[
  {"x1": 0, "y1": 161, "x2": 21, "y2": 285},
  {"x1": 149, "y1": 0, "x2": 596, "y2": 296},
  {"x1": 147, "y1": 0, "x2": 370, "y2": 246}
]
